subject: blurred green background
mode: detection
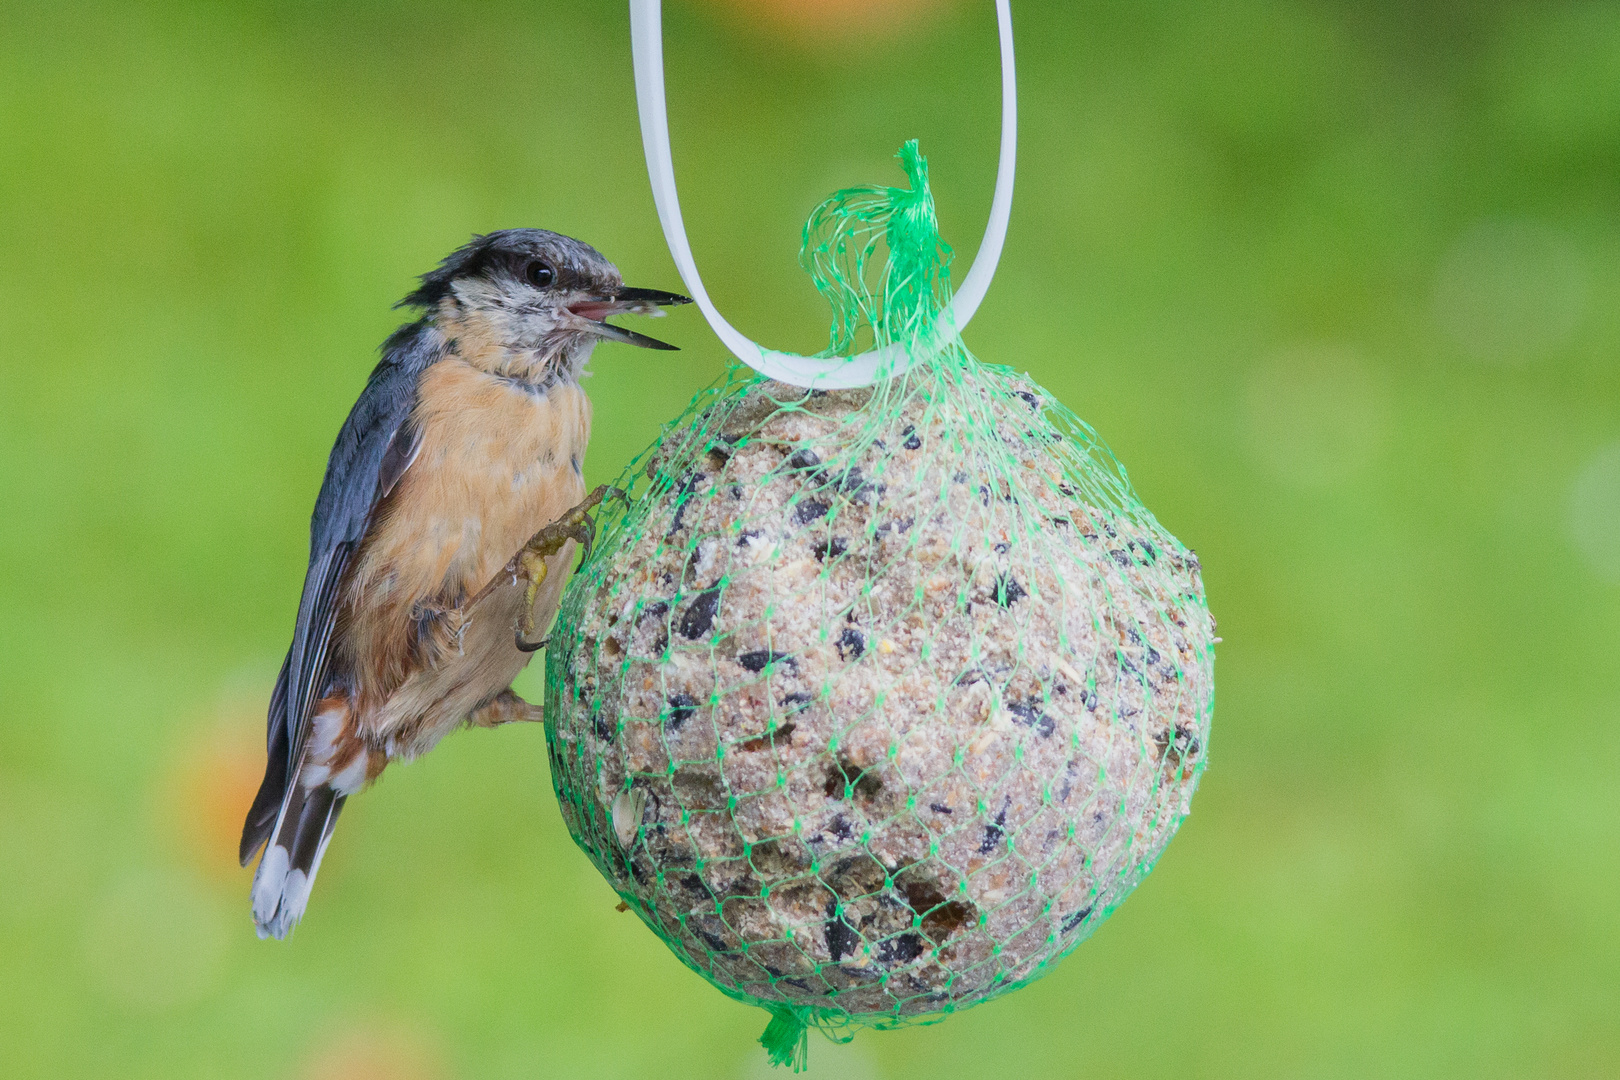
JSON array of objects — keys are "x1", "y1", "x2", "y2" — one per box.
[{"x1": 3, "y1": 0, "x2": 1618, "y2": 1076}]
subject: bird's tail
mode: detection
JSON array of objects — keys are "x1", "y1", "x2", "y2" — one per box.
[{"x1": 248, "y1": 694, "x2": 373, "y2": 940}]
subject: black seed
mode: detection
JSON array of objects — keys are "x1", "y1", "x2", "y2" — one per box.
[
  {"x1": 638, "y1": 601, "x2": 669, "y2": 624},
  {"x1": 826, "y1": 898, "x2": 859, "y2": 962},
  {"x1": 694, "y1": 924, "x2": 732, "y2": 955},
  {"x1": 838, "y1": 466, "x2": 879, "y2": 501},
  {"x1": 1146, "y1": 647, "x2": 1161, "y2": 666},
  {"x1": 836, "y1": 627, "x2": 866, "y2": 660},
  {"x1": 978, "y1": 485, "x2": 991, "y2": 507},
  {"x1": 824, "y1": 758, "x2": 881, "y2": 799},
  {"x1": 953, "y1": 471, "x2": 969, "y2": 484},
  {"x1": 978, "y1": 803, "x2": 1008, "y2": 854},
  {"x1": 1061, "y1": 905, "x2": 1094, "y2": 934},
  {"x1": 994, "y1": 574, "x2": 1027, "y2": 606},
  {"x1": 876, "y1": 932, "x2": 925, "y2": 964},
  {"x1": 994, "y1": 542, "x2": 1010, "y2": 554},
  {"x1": 780, "y1": 692, "x2": 814, "y2": 712},
  {"x1": 1015, "y1": 389, "x2": 1040, "y2": 411},
  {"x1": 827, "y1": 813, "x2": 853, "y2": 840},
  {"x1": 592, "y1": 711, "x2": 615, "y2": 741},
  {"x1": 814, "y1": 537, "x2": 848, "y2": 561},
  {"x1": 736, "y1": 528, "x2": 762, "y2": 547},
  {"x1": 665, "y1": 693, "x2": 698, "y2": 729},
  {"x1": 738, "y1": 649, "x2": 792, "y2": 673},
  {"x1": 902, "y1": 426, "x2": 922, "y2": 451},
  {"x1": 1155, "y1": 723, "x2": 1201, "y2": 764},
  {"x1": 678, "y1": 588, "x2": 721, "y2": 639},
  {"x1": 787, "y1": 448, "x2": 822, "y2": 471},
  {"x1": 665, "y1": 472, "x2": 701, "y2": 536},
  {"x1": 738, "y1": 721, "x2": 795, "y2": 752},
  {"x1": 1008, "y1": 701, "x2": 1056, "y2": 737},
  {"x1": 1109, "y1": 549, "x2": 1132, "y2": 568},
  {"x1": 794, "y1": 499, "x2": 829, "y2": 525},
  {"x1": 678, "y1": 872, "x2": 714, "y2": 900},
  {"x1": 929, "y1": 803, "x2": 953, "y2": 815}
]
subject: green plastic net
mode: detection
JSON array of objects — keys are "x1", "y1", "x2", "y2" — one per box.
[{"x1": 544, "y1": 143, "x2": 1215, "y2": 1069}]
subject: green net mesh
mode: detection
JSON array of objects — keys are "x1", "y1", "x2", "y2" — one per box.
[{"x1": 544, "y1": 143, "x2": 1216, "y2": 1070}]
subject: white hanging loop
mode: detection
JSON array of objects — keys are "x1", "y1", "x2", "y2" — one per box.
[{"x1": 629, "y1": 0, "x2": 1017, "y2": 389}]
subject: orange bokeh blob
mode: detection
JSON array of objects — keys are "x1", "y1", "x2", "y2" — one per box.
[
  {"x1": 704, "y1": 0, "x2": 960, "y2": 41},
  {"x1": 161, "y1": 714, "x2": 266, "y2": 879},
  {"x1": 303, "y1": 1021, "x2": 446, "y2": 1080}
]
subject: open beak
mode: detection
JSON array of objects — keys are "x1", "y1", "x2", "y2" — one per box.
[{"x1": 569, "y1": 286, "x2": 692, "y2": 351}]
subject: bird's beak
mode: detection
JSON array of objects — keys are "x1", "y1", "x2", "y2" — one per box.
[{"x1": 569, "y1": 287, "x2": 693, "y2": 351}]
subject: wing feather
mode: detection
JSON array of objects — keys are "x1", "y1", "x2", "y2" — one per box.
[{"x1": 241, "y1": 319, "x2": 440, "y2": 864}]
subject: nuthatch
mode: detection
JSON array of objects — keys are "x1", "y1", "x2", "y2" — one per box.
[{"x1": 240, "y1": 230, "x2": 689, "y2": 939}]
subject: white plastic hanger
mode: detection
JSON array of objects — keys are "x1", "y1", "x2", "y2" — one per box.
[{"x1": 629, "y1": 0, "x2": 1017, "y2": 389}]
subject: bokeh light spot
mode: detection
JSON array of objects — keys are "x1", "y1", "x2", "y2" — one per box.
[
  {"x1": 1431, "y1": 219, "x2": 1588, "y2": 365},
  {"x1": 1568, "y1": 441, "x2": 1620, "y2": 581},
  {"x1": 163, "y1": 716, "x2": 266, "y2": 877},
  {"x1": 303, "y1": 1020, "x2": 447, "y2": 1080},
  {"x1": 1241, "y1": 345, "x2": 1389, "y2": 488},
  {"x1": 705, "y1": 0, "x2": 959, "y2": 42},
  {"x1": 81, "y1": 866, "x2": 230, "y2": 1012}
]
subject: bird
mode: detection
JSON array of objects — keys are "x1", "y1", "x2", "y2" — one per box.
[{"x1": 239, "y1": 229, "x2": 691, "y2": 939}]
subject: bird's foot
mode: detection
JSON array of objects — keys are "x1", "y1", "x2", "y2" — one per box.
[
  {"x1": 477, "y1": 485, "x2": 624, "y2": 651},
  {"x1": 467, "y1": 689, "x2": 543, "y2": 728}
]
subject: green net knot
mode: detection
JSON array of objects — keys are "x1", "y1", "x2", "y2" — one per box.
[
  {"x1": 758, "y1": 1004, "x2": 810, "y2": 1071},
  {"x1": 801, "y1": 139, "x2": 954, "y2": 357}
]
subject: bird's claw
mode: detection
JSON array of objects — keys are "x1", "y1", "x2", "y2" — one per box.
[{"x1": 507, "y1": 485, "x2": 625, "y2": 649}]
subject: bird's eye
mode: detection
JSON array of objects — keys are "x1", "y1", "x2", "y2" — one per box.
[{"x1": 526, "y1": 261, "x2": 556, "y2": 289}]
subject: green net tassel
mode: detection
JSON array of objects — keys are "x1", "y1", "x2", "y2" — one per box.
[
  {"x1": 800, "y1": 138, "x2": 953, "y2": 357},
  {"x1": 759, "y1": 1005, "x2": 810, "y2": 1071}
]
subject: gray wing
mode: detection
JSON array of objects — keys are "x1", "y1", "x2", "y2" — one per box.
[{"x1": 239, "y1": 319, "x2": 438, "y2": 865}]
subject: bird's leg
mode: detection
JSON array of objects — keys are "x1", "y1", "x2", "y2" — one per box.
[
  {"x1": 466, "y1": 688, "x2": 543, "y2": 727},
  {"x1": 466, "y1": 484, "x2": 625, "y2": 652}
]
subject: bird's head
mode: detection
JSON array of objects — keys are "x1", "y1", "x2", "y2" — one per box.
[{"x1": 400, "y1": 229, "x2": 691, "y2": 382}]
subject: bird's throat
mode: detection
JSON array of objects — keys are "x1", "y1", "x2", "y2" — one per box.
[{"x1": 434, "y1": 301, "x2": 593, "y2": 392}]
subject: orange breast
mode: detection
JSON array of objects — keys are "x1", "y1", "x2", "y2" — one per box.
[{"x1": 341, "y1": 358, "x2": 591, "y2": 705}]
